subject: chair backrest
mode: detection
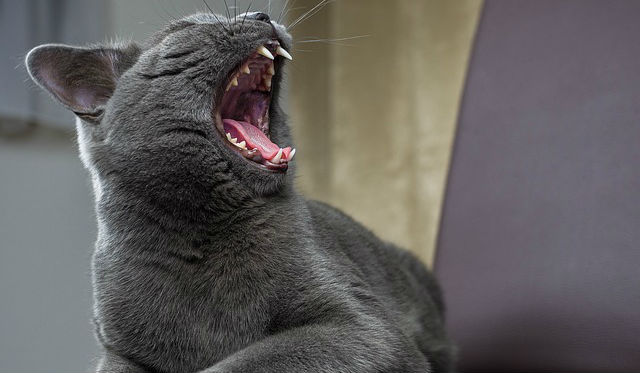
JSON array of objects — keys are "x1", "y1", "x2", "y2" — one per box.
[{"x1": 434, "y1": 1, "x2": 640, "y2": 371}]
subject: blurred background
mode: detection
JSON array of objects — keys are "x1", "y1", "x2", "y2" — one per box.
[{"x1": 1, "y1": 1, "x2": 639, "y2": 372}]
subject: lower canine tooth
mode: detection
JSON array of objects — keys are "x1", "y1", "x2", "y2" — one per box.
[
  {"x1": 272, "y1": 148, "x2": 283, "y2": 163},
  {"x1": 231, "y1": 77, "x2": 239, "y2": 87},
  {"x1": 268, "y1": 65, "x2": 275, "y2": 75},
  {"x1": 242, "y1": 65, "x2": 251, "y2": 74}
]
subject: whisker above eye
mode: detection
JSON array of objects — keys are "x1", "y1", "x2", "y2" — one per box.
[
  {"x1": 277, "y1": 0, "x2": 291, "y2": 24},
  {"x1": 287, "y1": 0, "x2": 335, "y2": 31},
  {"x1": 240, "y1": 1, "x2": 254, "y2": 33},
  {"x1": 201, "y1": 0, "x2": 231, "y2": 33},
  {"x1": 222, "y1": 0, "x2": 233, "y2": 32}
]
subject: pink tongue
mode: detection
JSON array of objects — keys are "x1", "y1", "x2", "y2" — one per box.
[{"x1": 223, "y1": 119, "x2": 290, "y2": 160}]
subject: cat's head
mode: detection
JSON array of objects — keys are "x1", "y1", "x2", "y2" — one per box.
[{"x1": 26, "y1": 12, "x2": 295, "y2": 214}]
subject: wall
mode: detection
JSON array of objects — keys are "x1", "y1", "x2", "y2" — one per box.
[
  {"x1": 0, "y1": 128, "x2": 97, "y2": 373},
  {"x1": 290, "y1": 0, "x2": 483, "y2": 265}
]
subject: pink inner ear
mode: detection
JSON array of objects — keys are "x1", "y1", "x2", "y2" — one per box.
[
  {"x1": 32, "y1": 47, "x2": 117, "y2": 114},
  {"x1": 73, "y1": 86, "x2": 111, "y2": 111},
  {"x1": 40, "y1": 66, "x2": 111, "y2": 114}
]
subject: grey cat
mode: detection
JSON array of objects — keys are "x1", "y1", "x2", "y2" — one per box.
[{"x1": 25, "y1": 11, "x2": 454, "y2": 373}]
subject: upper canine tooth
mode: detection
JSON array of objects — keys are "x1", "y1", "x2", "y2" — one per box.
[
  {"x1": 276, "y1": 46, "x2": 293, "y2": 60},
  {"x1": 268, "y1": 64, "x2": 275, "y2": 75},
  {"x1": 272, "y1": 148, "x2": 283, "y2": 163},
  {"x1": 242, "y1": 65, "x2": 251, "y2": 74},
  {"x1": 257, "y1": 45, "x2": 274, "y2": 60},
  {"x1": 288, "y1": 148, "x2": 296, "y2": 161}
]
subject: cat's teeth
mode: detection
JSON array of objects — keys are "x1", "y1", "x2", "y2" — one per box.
[
  {"x1": 226, "y1": 133, "x2": 233, "y2": 141},
  {"x1": 268, "y1": 64, "x2": 275, "y2": 75},
  {"x1": 233, "y1": 140, "x2": 247, "y2": 150},
  {"x1": 264, "y1": 75, "x2": 272, "y2": 89},
  {"x1": 276, "y1": 46, "x2": 293, "y2": 61},
  {"x1": 231, "y1": 137, "x2": 237, "y2": 144},
  {"x1": 225, "y1": 77, "x2": 238, "y2": 92},
  {"x1": 257, "y1": 45, "x2": 274, "y2": 60},
  {"x1": 271, "y1": 148, "x2": 283, "y2": 163},
  {"x1": 242, "y1": 65, "x2": 251, "y2": 74},
  {"x1": 288, "y1": 148, "x2": 296, "y2": 161}
]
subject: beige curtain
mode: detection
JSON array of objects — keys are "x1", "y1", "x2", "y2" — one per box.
[{"x1": 289, "y1": 0, "x2": 483, "y2": 266}]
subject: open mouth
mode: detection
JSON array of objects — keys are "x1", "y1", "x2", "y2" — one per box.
[{"x1": 214, "y1": 40, "x2": 295, "y2": 172}]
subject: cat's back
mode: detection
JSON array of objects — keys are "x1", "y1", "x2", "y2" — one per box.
[
  {"x1": 306, "y1": 199, "x2": 454, "y2": 371},
  {"x1": 305, "y1": 199, "x2": 443, "y2": 312}
]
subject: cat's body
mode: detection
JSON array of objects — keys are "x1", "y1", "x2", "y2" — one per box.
[
  {"x1": 26, "y1": 11, "x2": 453, "y2": 373},
  {"x1": 94, "y1": 195, "x2": 451, "y2": 373}
]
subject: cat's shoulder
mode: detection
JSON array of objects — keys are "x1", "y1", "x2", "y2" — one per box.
[{"x1": 305, "y1": 199, "x2": 362, "y2": 226}]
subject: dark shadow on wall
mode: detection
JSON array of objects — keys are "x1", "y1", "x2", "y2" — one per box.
[{"x1": 435, "y1": 0, "x2": 640, "y2": 371}]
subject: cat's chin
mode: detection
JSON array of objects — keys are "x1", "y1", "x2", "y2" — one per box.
[{"x1": 213, "y1": 40, "x2": 295, "y2": 173}]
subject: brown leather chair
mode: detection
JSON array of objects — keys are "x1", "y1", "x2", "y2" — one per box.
[{"x1": 434, "y1": 1, "x2": 640, "y2": 371}]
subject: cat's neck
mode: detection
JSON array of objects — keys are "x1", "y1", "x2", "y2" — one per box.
[{"x1": 93, "y1": 183, "x2": 309, "y2": 255}]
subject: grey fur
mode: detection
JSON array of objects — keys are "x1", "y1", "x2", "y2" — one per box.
[{"x1": 25, "y1": 12, "x2": 454, "y2": 373}]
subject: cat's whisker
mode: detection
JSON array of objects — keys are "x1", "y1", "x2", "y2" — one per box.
[
  {"x1": 223, "y1": 0, "x2": 231, "y2": 19},
  {"x1": 240, "y1": 1, "x2": 254, "y2": 33},
  {"x1": 222, "y1": 0, "x2": 234, "y2": 33},
  {"x1": 296, "y1": 35, "x2": 371, "y2": 44},
  {"x1": 278, "y1": 0, "x2": 292, "y2": 24},
  {"x1": 284, "y1": 6, "x2": 307, "y2": 19},
  {"x1": 287, "y1": 0, "x2": 334, "y2": 31},
  {"x1": 202, "y1": 0, "x2": 231, "y2": 33}
]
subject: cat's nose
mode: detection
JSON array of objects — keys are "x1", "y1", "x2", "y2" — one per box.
[{"x1": 239, "y1": 12, "x2": 271, "y2": 23}]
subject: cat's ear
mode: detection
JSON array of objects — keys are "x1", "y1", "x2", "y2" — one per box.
[{"x1": 25, "y1": 43, "x2": 141, "y2": 121}]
